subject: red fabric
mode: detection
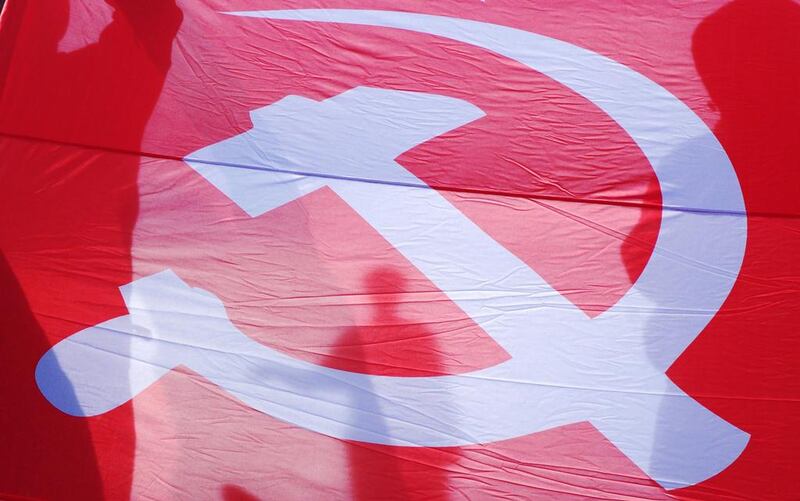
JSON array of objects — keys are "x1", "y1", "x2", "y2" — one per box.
[{"x1": 1, "y1": 1, "x2": 798, "y2": 499}]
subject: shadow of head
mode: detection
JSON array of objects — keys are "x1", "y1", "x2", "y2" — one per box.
[{"x1": 693, "y1": 0, "x2": 800, "y2": 121}]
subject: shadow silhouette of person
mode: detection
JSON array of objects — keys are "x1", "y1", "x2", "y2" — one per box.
[
  {"x1": 694, "y1": 0, "x2": 800, "y2": 216},
  {"x1": 222, "y1": 484, "x2": 262, "y2": 501},
  {"x1": 0, "y1": 250, "x2": 105, "y2": 500},
  {"x1": 332, "y1": 266, "x2": 456, "y2": 500},
  {"x1": 629, "y1": 0, "x2": 800, "y2": 493},
  {"x1": 0, "y1": 1, "x2": 181, "y2": 499}
]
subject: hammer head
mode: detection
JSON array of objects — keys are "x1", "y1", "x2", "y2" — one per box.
[{"x1": 185, "y1": 86, "x2": 485, "y2": 216}]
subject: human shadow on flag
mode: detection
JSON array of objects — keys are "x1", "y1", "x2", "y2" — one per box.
[
  {"x1": 333, "y1": 266, "x2": 457, "y2": 501},
  {"x1": 642, "y1": 0, "x2": 800, "y2": 493},
  {"x1": 0, "y1": 0, "x2": 181, "y2": 499},
  {"x1": 631, "y1": 0, "x2": 800, "y2": 490}
]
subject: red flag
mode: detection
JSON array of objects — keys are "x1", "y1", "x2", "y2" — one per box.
[{"x1": 1, "y1": 1, "x2": 799, "y2": 499}]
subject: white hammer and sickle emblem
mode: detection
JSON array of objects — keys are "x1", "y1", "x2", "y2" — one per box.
[{"x1": 37, "y1": 10, "x2": 748, "y2": 489}]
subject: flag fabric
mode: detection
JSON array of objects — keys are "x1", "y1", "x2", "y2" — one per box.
[{"x1": 1, "y1": 1, "x2": 799, "y2": 499}]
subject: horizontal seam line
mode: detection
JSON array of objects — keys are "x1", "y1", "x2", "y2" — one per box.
[{"x1": 2, "y1": 129, "x2": 789, "y2": 219}]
